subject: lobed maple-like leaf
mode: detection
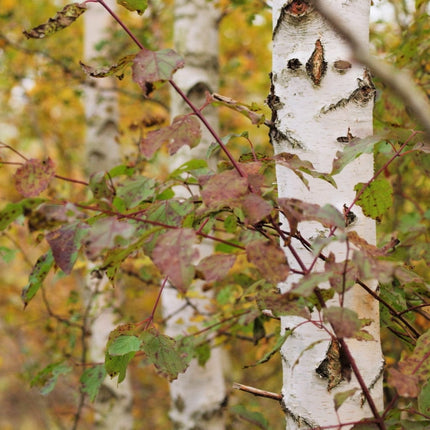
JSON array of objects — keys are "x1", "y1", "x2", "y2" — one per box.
[
  {"x1": 23, "y1": 3, "x2": 87, "y2": 39},
  {"x1": 152, "y1": 228, "x2": 198, "y2": 291},
  {"x1": 80, "y1": 54, "x2": 136, "y2": 80},
  {"x1": 246, "y1": 239, "x2": 289, "y2": 283},
  {"x1": 140, "y1": 115, "x2": 200, "y2": 159},
  {"x1": 14, "y1": 158, "x2": 55, "y2": 197},
  {"x1": 132, "y1": 48, "x2": 184, "y2": 95}
]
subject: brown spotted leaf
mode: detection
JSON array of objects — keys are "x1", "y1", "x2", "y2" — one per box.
[
  {"x1": 23, "y1": 3, "x2": 87, "y2": 39},
  {"x1": 152, "y1": 228, "x2": 198, "y2": 291},
  {"x1": 323, "y1": 307, "x2": 373, "y2": 340},
  {"x1": 200, "y1": 170, "x2": 248, "y2": 210},
  {"x1": 140, "y1": 329, "x2": 191, "y2": 381},
  {"x1": 241, "y1": 193, "x2": 272, "y2": 225},
  {"x1": 196, "y1": 254, "x2": 236, "y2": 282},
  {"x1": 132, "y1": 48, "x2": 184, "y2": 94},
  {"x1": 140, "y1": 115, "x2": 200, "y2": 159},
  {"x1": 388, "y1": 368, "x2": 419, "y2": 398},
  {"x1": 14, "y1": 158, "x2": 55, "y2": 197},
  {"x1": 246, "y1": 240, "x2": 289, "y2": 283},
  {"x1": 46, "y1": 222, "x2": 89, "y2": 274}
]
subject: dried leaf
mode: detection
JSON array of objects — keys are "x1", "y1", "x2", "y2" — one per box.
[
  {"x1": 196, "y1": 254, "x2": 236, "y2": 282},
  {"x1": 80, "y1": 54, "x2": 136, "y2": 79},
  {"x1": 23, "y1": 3, "x2": 87, "y2": 39}
]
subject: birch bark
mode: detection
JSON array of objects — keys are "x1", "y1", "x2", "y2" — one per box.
[
  {"x1": 271, "y1": 1, "x2": 384, "y2": 428},
  {"x1": 162, "y1": 1, "x2": 227, "y2": 429},
  {"x1": 83, "y1": 2, "x2": 133, "y2": 428}
]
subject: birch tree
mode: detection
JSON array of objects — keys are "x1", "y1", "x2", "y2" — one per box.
[
  {"x1": 162, "y1": 1, "x2": 227, "y2": 428},
  {"x1": 270, "y1": 0, "x2": 384, "y2": 427},
  {"x1": 83, "y1": 2, "x2": 133, "y2": 428}
]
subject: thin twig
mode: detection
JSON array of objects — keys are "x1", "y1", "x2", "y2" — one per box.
[{"x1": 233, "y1": 382, "x2": 282, "y2": 401}]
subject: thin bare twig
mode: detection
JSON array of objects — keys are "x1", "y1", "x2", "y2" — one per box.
[{"x1": 233, "y1": 382, "x2": 282, "y2": 401}]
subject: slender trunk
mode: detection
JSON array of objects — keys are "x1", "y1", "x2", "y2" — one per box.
[
  {"x1": 162, "y1": 1, "x2": 227, "y2": 429},
  {"x1": 271, "y1": 1, "x2": 383, "y2": 428},
  {"x1": 83, "y1": 2, "x2": 133, "y2": 428}
]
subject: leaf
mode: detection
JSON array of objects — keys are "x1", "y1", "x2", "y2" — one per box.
[
  {"x1": 132, "y1": 48, "x2": 184, "y2": 94},
  {"x1": 331, "y1": 134, "x2": 383, "y2": 175},
  {"x1": 278, "y1": 198, "x2": 345, "y2": 230},
  {"x1": 291, "y1": 272, "x2": 332, "y2": 296},
  {"x1": 108, "y1": 335, "x2": 141, "y2": 356},
  {"x1": 388, "y1": 367, "x2": 419, "y2": 398},
  {"x1": 117, "y1": 0, "x2": 148, "y2": 15},
  {"x1": 196, "y1": 254, "x2": 236, "y2": 282},
  {"x1": 21, "y1": 250, "x2": 55, "y2": 307},
  {"x1": 89, "y1": 171, "x2": 115, "y2": 201},
  {"x1": 152, "y1": 228, "x2": 198, "y2": 291},
  {"x1": 418, "y1": 381, "x2": 430, "y2": 415},
  {"x1": 0, "y1": 203, "x2": 24, "y2": 231},
  {"x1": 140, "y1": 330, "x2": 191, "y2": 381},
  {"x1": 46, "y1": 222, "x2": 88, "y2": 274},
  {"x1": 80, "y1": 54, "x2": 136, "y2": 79},
  {"x1": 14, "y1": 158, "x2": 55, "y2": 197},
  {"x1": 105, "y1": 324, "x2": 139, "y2": 383},
  {"x1": 323, "y1": 307, "x2": 373, "y2": 340},
  {"x1": 114, "y1": 176, "x2": 156, "y2": 209},
  {"x1": 23, "y1": 3, "x2": 87, "y2": 39},
  {"x1": 334, "y1": 388, "x2": 358, "y2": 411},
  {"x1": 200, "y1": 170, "x2": 248, "y2": 210},
  {"x1": 274, "y1": 152, "x2": 336, "y2": 188},
  {"x1": 0, "y1": 246, "x2": 16, "y2": 263},
  {"x1": 241, "y1": 193, "x2": 272, "y2": 225},
  {"x1": 354, "y1": 179, "x2": 392, "y2": 220},
  {"x1": 85, "y1": 217, "x2": 137, "y2": 260},
  {"x1": 80, "y1": 365, "x2": 107, "y2": 402},
  {"x1": 230, "y1": 405, "x2": 271, "y2": 430},
  {"x1": 140, "y1": 115, "x2": 201, "y2": 158},
  {"x1": 246, "y1": 240, "x2": 289, "y2": 283},
  {"x1": 31, "y1": 361, "x2": 72, "y2": 395}
]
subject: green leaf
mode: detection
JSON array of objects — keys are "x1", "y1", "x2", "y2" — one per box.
[
  {"x1": 354, "y1": 179, "x2": 392, "y2": 220},
  {"x1": 80, "y1": 54, "x2": 136, "y2": 79},
  {"x1": 114, "y1": 176, "x2": 156, "y2": 209},
  {"x1": 230, "y1": 405, "x2": 271, "y2": 430},
  {"x1": 331, "y1": 134, "x2": 383, "y2": 175},
  {"x1": 323, "y1": 307, "x2": 373, "y2": 340},
  {"x1": 80, "y1": 365, "x2": 107, "y2": 402},
  {"x1": 23, "y1": 3, "x2": 87, "y2": 39},
  {"x1": 132, "y1": 48, "x2": 184, "y2": 95},
  {"x1": 334, "y1": 388, "x2": 358, "y2": 411},
  {"x1": 0, "y1": 246, "x2": 16, "y2": 263},
  {"x1": 117, "y1": 0, "x2": 148, "y2": 15},
  {"x1": 418, "y1": 381, "x2": 430, "y2": 415},
  {"x1": 21, "y1": 250, "x2": 55, "y2": 307},
  {"x1": 140, "y1": 330, "x2": 191, "y2": 381},
  {"x1": 105, "y1": 352, "x2": 136, "y2": 384},
  {"x1": 31, "y1": 361, "x2": 72, "y2": 395},
  {"x1": 108, "y1": 335, "x2": 141, "y2": 356}
]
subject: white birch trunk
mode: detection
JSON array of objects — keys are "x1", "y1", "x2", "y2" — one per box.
[
  {"x1": 271, "y1": 1, "x2": 384, "y2": 428},
  {"x1": 83, "y1": 2, "x2": 133, "y2": 429},
  {"x1": 162, "y1": 1, "x2": 227, "y2": 429}
]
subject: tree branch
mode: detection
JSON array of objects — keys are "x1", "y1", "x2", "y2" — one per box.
[{"x1": 233, "y1": 382, "x2": 283, "y2": 401}]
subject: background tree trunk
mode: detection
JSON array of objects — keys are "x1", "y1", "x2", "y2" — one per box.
[
  {"x1": 162, "y1": 1, "x2": 227, "y2": 429},
  {"x1": 271, "y1": 1, "x2": 384, "y2": 428},
  {"x1": 83, "y1": 2, "x2": 133, "y2": 428}
]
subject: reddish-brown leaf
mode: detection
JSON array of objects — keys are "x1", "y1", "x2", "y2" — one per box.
[
  {"x1": 246, "y1": 240, "x2": 289, "y2": 283},
  {"x1": 152, "y1": 228, "x2": 198, "y2": 291},
  {"x1": 14, "y1": 158, "x2": 56, "y2": 197},
  {"x1": 241, "y1": 193, "x2": 272, "y2": 225},
  {"x1": 196, "y1": 254, "x2": 236, "y2": 282}
]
